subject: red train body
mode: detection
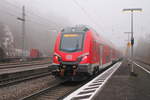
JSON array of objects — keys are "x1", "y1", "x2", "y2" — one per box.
[{"x1": 52, "y1": 25, "x2": 120, "y2": 81}]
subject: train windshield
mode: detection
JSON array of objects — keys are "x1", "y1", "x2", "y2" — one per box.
[{"x1": 60, "y1": 33, "x2": 84, "y2": 52}]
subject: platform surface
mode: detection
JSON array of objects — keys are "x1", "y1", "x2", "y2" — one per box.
[{"x1": 94, "y1": 59, "x2": 150, "y2": 100}]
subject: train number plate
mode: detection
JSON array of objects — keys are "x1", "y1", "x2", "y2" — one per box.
[{"x1": 66, "y1": 55, "x2": 72, "y2": 60}]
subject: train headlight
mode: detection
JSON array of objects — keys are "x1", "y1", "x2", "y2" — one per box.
[
  {"x1": 53, "y1": 53, "x2": 61, "y2": 63},
  {"x1": 73, "y1": 65, "x2": 77, "y2": 69},
  {"x1": 78, "y1": 53, "x2": 89, "y2": 62},
  {"x1": 82, "y1": 55, "x2": 88, "y2": 61},
  {"x1": 62, "y1": 65, "x2": 66, "y2": 68},
  {"x1": 54, "y1": 56, "x2": 58, "y2": 60}
]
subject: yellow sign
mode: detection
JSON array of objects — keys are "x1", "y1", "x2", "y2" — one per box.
[
  {"x1": 127, "y1": 42, "x2": 131, "y2": 47},
  {"x1": 64, "y1": 34, "x2": 79, "y2": 37}
]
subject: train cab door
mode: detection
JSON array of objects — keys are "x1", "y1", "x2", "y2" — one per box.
[{"x1": 100, "y1": 45, "x2": 103, "y2": 68}]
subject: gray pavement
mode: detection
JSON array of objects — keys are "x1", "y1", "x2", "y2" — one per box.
[{"x1": 94, "y1": 59, "x2": 150, "y2": 100}]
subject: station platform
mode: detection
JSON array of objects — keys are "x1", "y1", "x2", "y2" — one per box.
[{"x1": 95, "y1": 59, "x2": 150, "y2": 100}]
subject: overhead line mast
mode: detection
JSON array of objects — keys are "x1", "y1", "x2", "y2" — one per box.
[{"x1": 17, "y1": 6, "x2": 26, "y2": 61}]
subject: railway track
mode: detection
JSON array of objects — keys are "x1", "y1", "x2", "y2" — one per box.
[
  {"x1": 20, "y1": 81, "x2": 85, "y2": 100},
  {"x1": 0, "y1": 71, "x2": 51, "y2": 87},
  {"x1": 0, "y1": 62, "x2": 52, "y2": 88},
  {"x1": 0, "y1": 58, "x2": 50, "y2": 66},
  {"x1": 0, "y1": 60, "x2": 51, "y2": 69}
]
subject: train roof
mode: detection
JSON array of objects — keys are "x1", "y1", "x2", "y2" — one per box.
[
  {"x1": 91, "y1": 30, "x2": 116, "y2": 49},
  {"x1": 61, "y1": 25, "x2": 117, "y2": 50},
  {"x1": 61, "y1": 25, "x2": 90, "y2": 33},
  {"x1": 98, "y1": 35, "x2": 116, "y2": 49}
]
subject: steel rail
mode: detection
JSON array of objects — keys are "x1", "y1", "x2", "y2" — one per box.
[
  {"x1": 0, "y1": 71, "x2": 52, "y2": 87},
  {"x1": 0, "y1": 61, "x2": 51, "y2": 69},
  {"x1": 20, "y1": 81, "x2": 65, "y2": 100},
  {"x1": 0, "y1": 59, "x2": 50, "y2": 66}
]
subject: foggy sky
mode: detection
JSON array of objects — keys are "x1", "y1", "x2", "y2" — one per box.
[{"x1": 1, "y1": 0, "x2": 150, "y2": 50}]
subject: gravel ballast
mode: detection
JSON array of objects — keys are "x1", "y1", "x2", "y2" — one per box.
[{"x1": 0, "y1": 75, "x2": 56, "y2": 100}]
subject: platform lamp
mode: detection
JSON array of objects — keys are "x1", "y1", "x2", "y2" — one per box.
[{"x1": 122, "y1": 8, "x2": 142, "y2": 75}]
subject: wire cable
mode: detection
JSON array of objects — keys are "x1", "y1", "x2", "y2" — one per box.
[
  {"x1": 2, "y1": 0, "x2": 60, "y2": 28},
  {"x1": 72, "y1": 0, "x2": 105, "y2": 33}
]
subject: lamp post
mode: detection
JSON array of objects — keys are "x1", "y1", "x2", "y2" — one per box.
[{"x1": 122, "y1": 8, "x2": 142, "y2": 74}]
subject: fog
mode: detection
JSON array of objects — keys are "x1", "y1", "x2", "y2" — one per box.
[
  {"x1": 0, "y1": 0, "x2": 150, "y2": 56},
  {"x1": 135, "y1": 35, "x2": 150, "y2": 61}
]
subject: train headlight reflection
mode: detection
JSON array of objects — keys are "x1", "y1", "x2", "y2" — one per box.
[
  {"x1": 62, "y1": 65, "x2": 66, "y2": 68},
  {"x1": 82, "y1": 55, "x2": 88, "y2": 61},
  {"x1": 73, "y1": 65, "x2": 77, "y2": 69}
]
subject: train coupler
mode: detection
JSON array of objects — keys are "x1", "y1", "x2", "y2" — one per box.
[
  {"x1": 73, "y1": 69, "x2": 77, "y2": 76},
  {"x1": 52, "y1": 69, "x2": 60, "y2": 76},
  {"x1": 60, "y1": 69, "x2": 65, "y2": 76}
]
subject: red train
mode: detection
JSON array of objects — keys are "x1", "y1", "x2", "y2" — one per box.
[
  {"x1": 52, "y1": 25, "x2": 121, "y2": 81},
  {"x1": 30, "y1": 49, "x2": 41, "y2": 58}
]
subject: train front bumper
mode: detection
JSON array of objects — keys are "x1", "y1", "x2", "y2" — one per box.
[{"x1": 50, "y1": 63, "x2": 92, "y2": 77}]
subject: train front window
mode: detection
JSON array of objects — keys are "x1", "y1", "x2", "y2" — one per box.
[{"x1": 60, "y1": 33, "x2": 84, "y2": 52}]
